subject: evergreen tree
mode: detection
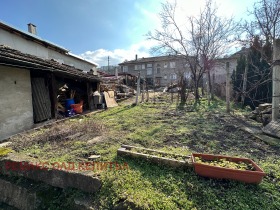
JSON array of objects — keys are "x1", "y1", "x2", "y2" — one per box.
[
  {"x1": 233, "y1": 36, "x2": 272, "y2": 109},
  {"x1": 232, "y1": 54, "x2": 246, "y2": 102}
]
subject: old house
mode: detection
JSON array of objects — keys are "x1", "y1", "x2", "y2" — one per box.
[
  {"x1": 207, "y1": 49, "x2": 245, "y2": 97},
  {"x1": 118, "y1": 55, "x2": 190, "y2": 87},
  {"x1": 0, "y1": 21, "x2": 101, "y2": 141}
]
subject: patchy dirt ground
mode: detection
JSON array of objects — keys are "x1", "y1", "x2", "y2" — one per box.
[{"x1": 3, "y1": 93, "x2": 280, "y2": 209}]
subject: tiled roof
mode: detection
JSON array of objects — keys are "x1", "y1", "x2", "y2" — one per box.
[
  {"x1": 0, "y1": 45, "x2": 101, "y2": 82},
  {"x1": 119, "y1": 55, "x2": 186, "y2": 65},
  {"x1": 0, "y1": 20, "x2": 69, "y2": 53}
]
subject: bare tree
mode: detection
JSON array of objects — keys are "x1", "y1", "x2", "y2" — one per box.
[{"x1": 147, "y1": 0, "x2": 238, "y2": 103}]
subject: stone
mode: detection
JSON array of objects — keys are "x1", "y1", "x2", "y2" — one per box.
[
  {"x1": 263, "y1": 120, "x2": 280, "y2": 138},
  {"x1": 87, "y1": 136, "x2": 103, "y2": 144},
  {"x1": 88, "y1": 155, "x2": 101, "y2": 160},
  {"x1": 0, "y1": 142, "x2": 12, "y2": 148},
  {"x1": 261, "y1": 108, "x2": 272, "y2": 114},
  {"x1": 258, "y1": 103, "x2": 272, "y2": 111},
  {"x1": 0, "y1": 178, "x2": 37, "y2": 210},
  {"x1": 262, "y1": 114, "x2": 271, "y2": 126},
  {"x1": 0, "y1": 154, "x2": 102, "y2": 193}
]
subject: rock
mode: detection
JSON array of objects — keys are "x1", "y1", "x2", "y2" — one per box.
[
  {"x1": 261, "y1": 107, "x2": 272, "y2": 114},
  {"x1": 74, "y1": 195, "x2": 97, "y2": 210},
  {"x1": 263, "y1": 120, "x2": 280, "y2": 138},
  {"x1": 87, "y1": 136, "x2": 103, "y2": 145},
  {"x1": 262, "y1": 114, "x2": 271, "y2": 126},
  {"x1": 88, "y1": 155, "x2": 100, "y2": 160},
  {"x1": 0, "y1": 178, "x2": 37, "y2": 210},
  {"x1": 0, "y1": 154, "x2": 102, "y2": 193},
  {"x1": 258, "y1": 103, "x2": 272, "y2": 111},
  {"x1": 0, "y1": 142, "x2": 12, "y2": 148}
]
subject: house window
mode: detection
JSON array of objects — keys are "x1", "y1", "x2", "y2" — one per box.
[
  {"x1": 142, "y1": 64, "x2": 145, "y2": 69},
  {"x1": 184, "y1": 71, "x2": 191, "y2": 79},
  {"x1": 170, "y1": 73, "x2": 177, "y2": 80},
  {"x1": 164, "y1": 63, "x2": 168, "y2": 68},
  {"x1": 147, "y1": 63, "x2": 152, "y2": 68},
  {"x1": 147, "y1": 68, "x2": 152, "y2": 75},
  {"x1": 170, "y1": 62, "x2": 175, "y2": 68},
  {"x1": 123, "y1": 66, "x2": 128, "y2": 72},
  {"x1": 134, "y1": 65, "x2": 142, "y2": 70},
  {"x1": 156, "y1": 68, "x2": 160, "y2": 74}
]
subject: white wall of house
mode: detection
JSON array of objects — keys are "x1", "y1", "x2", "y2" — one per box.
[
  {"x1": 210, "y1": 58, "x2": 238, "y2": 84},
  {"x1": 0, "y1": 28, "x2": 94, "y2": 71},
  {"x1": 0, "y1": 66, "x2": 33, "y2": 141}
]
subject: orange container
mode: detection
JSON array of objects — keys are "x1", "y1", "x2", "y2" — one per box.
[
  {"x1": 192, "y1": 153, "x2": 266, "y2": 184},
  {"x1": 71, "y1": 101, "x2": 83, "y2": 114}
]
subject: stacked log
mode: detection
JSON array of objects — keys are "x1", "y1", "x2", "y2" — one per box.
[{"x1": 250, "y1": 103, "x2": 272, "y2": 125}]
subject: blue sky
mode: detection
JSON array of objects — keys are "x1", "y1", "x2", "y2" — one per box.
[{"x1": 0, "y1": 0, "x2": 255, "y2": 66}]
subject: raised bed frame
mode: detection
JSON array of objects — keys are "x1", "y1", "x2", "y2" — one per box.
[
  {"x1": 117, "y1": 145, "x2": 192, "y2": 168},
  {"x1": 117, "y1": 145, "x2": 266, "y2": 184}
]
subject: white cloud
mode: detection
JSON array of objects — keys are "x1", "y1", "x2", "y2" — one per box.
[
  {"x1": 80, "y1": 0, "x2": 251, "y2": 67},
  {"x1": 79, "y1": 39, "x2": 157, "y2": 67}
]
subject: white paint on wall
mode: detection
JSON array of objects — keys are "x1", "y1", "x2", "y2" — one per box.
[
  {"x1": 0, "y1": 66, "x2": 34, "y2": 141},
  {"x1": 0, "y1": 28, "x2": 95, "y2": 71}
]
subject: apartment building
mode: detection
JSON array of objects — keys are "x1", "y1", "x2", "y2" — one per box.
[{"x1": 118, "y1": 55, "x2": 190, "y2": 87}]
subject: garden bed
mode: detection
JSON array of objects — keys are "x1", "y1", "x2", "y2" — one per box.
[{"x1": 192, "y1": 153, "x2": 266, "y2": 184}]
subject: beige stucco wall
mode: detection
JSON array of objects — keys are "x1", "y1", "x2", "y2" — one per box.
[
  {"x1": 0, "y1": 66, "x2": 33, "y2": 140},
  {"x1": 122, "y1": 59, "x2": 190, "y2": 87},
  {"x1": 0, "y1": 28, "x2": 95, "y2": 71}
]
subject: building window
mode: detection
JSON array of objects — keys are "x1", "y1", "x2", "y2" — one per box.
[
  {"x1": 184, "y1": 71, "x2": 191, "y2": 79},
  {"x1": 170, "y1": 73, "x2": 177, "y2": 80},
  {"x1": 123, "y1": 66, "x2": 128, "y2": 72},
  {"x1": 170, "y1": 62, "x2": 175, "y2": 68},
  {"x1": 157, "y1": 63, "x2": 160, "y2": 67},
  {"x1": 156, "y1": 68, "x2": 160, "y2": 74},
  {"x1": 142, "y1": 64, "x2": 145, "y2": 69},
  {"x1": 147, "y1": 63, "x2": 152, "y2": 68},
  {"x1": 164, "y1": 74, "x2": 167, "y2": 79},
  {"x1": 147, "y1": 68, "x2": 152, "y2": 75},
  {"x1": 164, "y1": 63, "x2": 168, "y2": 68},
  {"x1": 134, "y1": 65, "x2": 142, "y2": 70}
]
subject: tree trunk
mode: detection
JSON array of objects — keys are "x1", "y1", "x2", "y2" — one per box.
[
  {"x1": 207, "y1": 69, "x2": 213, "y2": 101},
  {"x1": 180, "y1": 76, "x2": 187, "y2": 104}
]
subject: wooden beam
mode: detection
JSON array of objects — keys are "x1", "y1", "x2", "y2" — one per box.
[
  {"x1": 49, "y1": 73, "x2": 58, "y2": 118},
  {"x1": 87, "y1": 82, "x2": 94, "y2": 111}
]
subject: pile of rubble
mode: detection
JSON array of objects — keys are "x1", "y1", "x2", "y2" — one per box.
[{"x1": 250, "y1": 103, "x2": 272, "y2": 125}]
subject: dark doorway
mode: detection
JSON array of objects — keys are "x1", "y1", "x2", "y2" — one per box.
[{"x1": 31, "y1": 77, "x2": 52, "y2": 123}]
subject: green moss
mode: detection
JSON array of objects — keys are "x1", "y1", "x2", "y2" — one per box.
[{"x1": 0, "y1": 147, "x2": 13, "y2": 157}]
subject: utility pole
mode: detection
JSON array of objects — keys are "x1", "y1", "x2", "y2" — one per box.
[
  {"x1": 272, "y1": 39, "x2": 280, "y2": 121},
  {"x1": 108, "y1": 56, "x2": 110, "y2": 72},
  {"x1": 226, "y1": 62, "x2": 230, "y2": 113}
]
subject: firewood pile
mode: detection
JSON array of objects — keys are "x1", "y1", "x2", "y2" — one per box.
[{"x1": 249, "y1": 103, "x2": 272, "y2": 125}]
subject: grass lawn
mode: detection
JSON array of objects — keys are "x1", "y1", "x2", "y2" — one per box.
[{"x1": 7, "y1": 94, "x2": 280, "y2": 209}]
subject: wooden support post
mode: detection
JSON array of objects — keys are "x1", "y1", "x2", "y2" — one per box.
[
  {"x1": 135, "y1": 72, "x2": 140, "y2": 105},
  {"x1": 226, "y1": 62, "x2": 230, "y2": 113},
  {"x1": 50, "y1": 73, "x2": 58, "y2": 118},
  {"x1": 272, "y1": 39, "x2": 280, "y2": 121},
  {"x1": 145, "y1": 78, "x2": 149, "y2": 102},
  {"x1": 141, "y1": 78, "x2": 145, "y2": 103},
  {"x1": 87, "y1": 82, "x2": 94, "y2": 111}
]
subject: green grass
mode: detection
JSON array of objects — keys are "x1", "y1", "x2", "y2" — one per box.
[{"x1": 9, "y1": 95, "x2": 280, "y2": 209}]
